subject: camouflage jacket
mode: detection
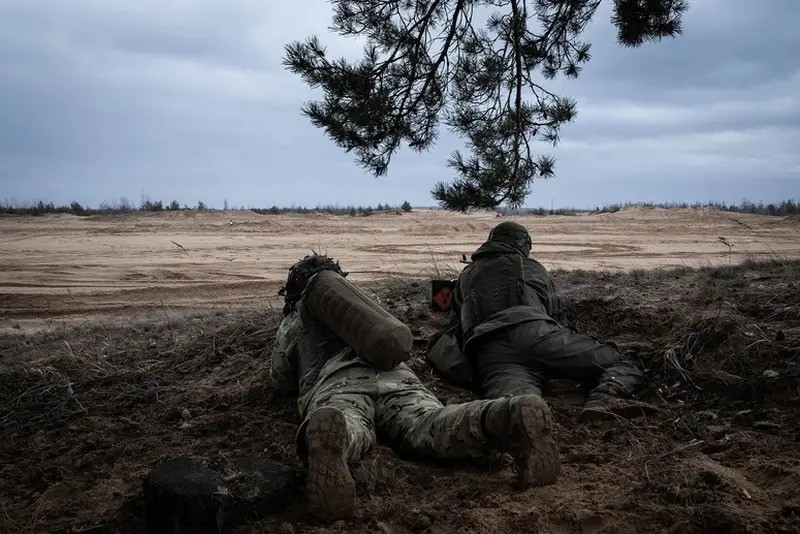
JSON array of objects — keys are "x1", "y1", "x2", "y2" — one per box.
[
  {"x1": 453, "y1": 240, "x2": 566, "y2": 349},
  {"x1": 270, "y1": 306, "x2": 365, "y2": 414},
  {"x1": 426, "y1": 241, "x2": 568, "y2": 386}
]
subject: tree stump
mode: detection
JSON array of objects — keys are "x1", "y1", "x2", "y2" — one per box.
[{"x1": 143, "y1": 456, "x2": 298, "y2": 533}]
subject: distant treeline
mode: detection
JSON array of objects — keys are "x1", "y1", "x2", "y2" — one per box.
[
  {"x1": 0, "y1": 198, "x2": 415, "y2": 216},
  {"x1": 0, "y1": 198, "x2": 183, "y2": 216},
  {"x1": 2, "y1": 198, "x2": 798, "y2": 217},
  {"x1": 252, "y1": 201, "x2": 413, "y2": 216},
  {"x1": 502, "y1": 200, "x2": 800, "y2": 217}
]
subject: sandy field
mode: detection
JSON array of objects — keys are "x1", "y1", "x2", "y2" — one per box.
[
  {"x1": 1, "y1": 207, "x2": 798, "y2": 332},
  {"x1": 1, "y1": 208, "x2": 799, "y2": 533}
]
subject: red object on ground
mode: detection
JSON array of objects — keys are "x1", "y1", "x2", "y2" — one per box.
[{"x1": 431, "y1": 280, "x2": 455, "y2": 312}]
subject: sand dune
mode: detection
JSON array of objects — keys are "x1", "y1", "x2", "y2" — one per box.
[{"x1": 1, "y1": 208, "x2": 797, "y2": 331}]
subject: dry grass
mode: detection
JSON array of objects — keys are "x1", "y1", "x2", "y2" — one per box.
[{"x1": 1, "y1": 259, "x2": 800, "y2": 532}]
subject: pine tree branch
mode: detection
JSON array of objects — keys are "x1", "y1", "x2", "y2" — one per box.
[{"x1": 286, "y1": 0, "x2": 688, "y2": 210}]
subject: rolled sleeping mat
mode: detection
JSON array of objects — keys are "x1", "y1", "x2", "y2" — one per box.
[{"x1": 303, "y1": 270, "x2": 413, "y2": 370}]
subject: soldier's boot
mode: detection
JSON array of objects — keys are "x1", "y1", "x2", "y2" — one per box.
[
  {"x1": 485, "y1": 394, "x2": 560, "y2": 488},
  {"x1": 581, "y1": 393, "x2": 660, "y2": 422},
  {"x1": 305, "y1": 407, "x2": 355, "y2": 519}
]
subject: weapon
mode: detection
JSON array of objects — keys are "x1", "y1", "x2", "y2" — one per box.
[{"x1": 303, "y1": 270, "x2": 413, "y2": 371}]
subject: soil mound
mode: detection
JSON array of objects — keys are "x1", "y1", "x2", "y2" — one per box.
[{"x1": 1, "y1": 260, "x2": 799, "y2": 532}]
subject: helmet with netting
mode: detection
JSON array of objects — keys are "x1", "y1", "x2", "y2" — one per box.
[{"x1": 279, "y1": 254, "x2": 346, "y2": 315}]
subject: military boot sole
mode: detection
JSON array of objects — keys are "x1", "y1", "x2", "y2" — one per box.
[
  {"x1": 512, "y1": 395, "x2": 560, "y2": 488},
  {"x1": 305, "y1": 407, "x2": 355, "y2": 519}
]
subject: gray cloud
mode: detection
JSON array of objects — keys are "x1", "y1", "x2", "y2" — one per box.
[{"x1": 0, "y1": 0, "x2": 797, "y2": 209}]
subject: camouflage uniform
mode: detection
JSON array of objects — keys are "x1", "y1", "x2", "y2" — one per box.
[
  {"x1": 428, "y1": 222, "x2": 644, "y2": 410},
  {"x1": 272, "y1": 305, "x2": 506, "y2": 462},
  {"x1": 272, "y1": 254, "x2": 559, "y2": 519}
]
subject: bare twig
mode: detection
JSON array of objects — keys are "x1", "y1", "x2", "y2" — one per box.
[{"x1": 171, "y1": 240, "x2": 192, "y2": 258}]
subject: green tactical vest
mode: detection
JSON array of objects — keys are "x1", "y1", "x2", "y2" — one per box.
[{"x1": 458, "y1": 252, "x2": 526, "y2": 340}]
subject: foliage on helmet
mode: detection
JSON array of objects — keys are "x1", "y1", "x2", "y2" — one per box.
[{"x1": 279, "y1": 254, "x2": 346, "y2": 315}]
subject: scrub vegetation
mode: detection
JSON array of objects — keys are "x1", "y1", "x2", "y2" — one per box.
[{"x1": 1, "y1": 259, "x2": 798, "y2": 532}]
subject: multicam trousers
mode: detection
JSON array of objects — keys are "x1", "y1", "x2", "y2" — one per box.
[{"x1": 297, "y1": 359, "x2": 500, "y2": 462}]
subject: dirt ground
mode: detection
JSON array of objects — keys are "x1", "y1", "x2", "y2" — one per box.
[
  {"x1": 1, "y1": 209, "x2": 799, "y2": 533},
  {"x1": 1, "y1": 207, "x2": 798, "y2": 333}
]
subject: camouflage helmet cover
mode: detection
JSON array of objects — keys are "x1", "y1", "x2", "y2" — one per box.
[{"x1": 487, "y1": 221, "x2": 532, "y2": 256}]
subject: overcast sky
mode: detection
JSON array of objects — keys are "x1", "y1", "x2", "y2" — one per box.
[{"x1": 1, "y1": 0, "x2": 798, "y2": 209}]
